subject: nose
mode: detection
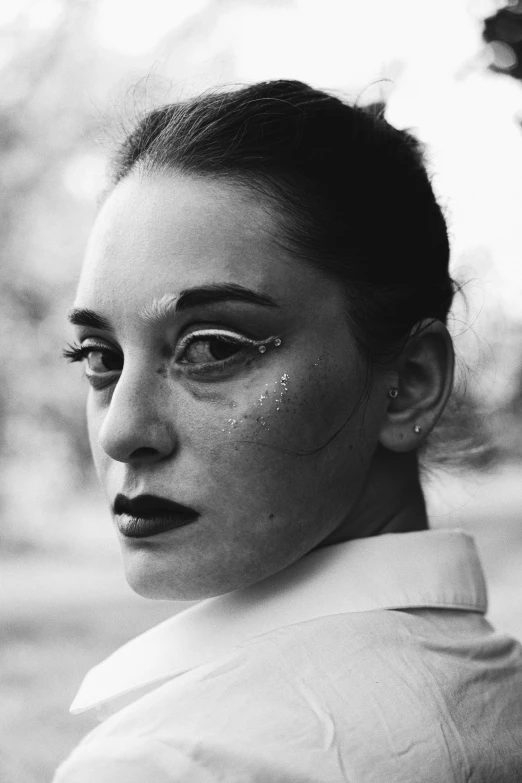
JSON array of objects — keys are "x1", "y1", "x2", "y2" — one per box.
[{"x1": 96, "y1": 365, "x2": 177, "y2": 464}]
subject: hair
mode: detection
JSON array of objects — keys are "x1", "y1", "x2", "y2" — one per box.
[
  {"x1": 109, "y1": 79, "x2": 455, "y2": 366},
  {"x1": 105, "y1": 80, "x2": 500, "y2": 469}
]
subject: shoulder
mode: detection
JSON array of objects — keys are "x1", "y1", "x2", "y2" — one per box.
[{"x1": 54, "y1": 609, "x2": 522, "y2": 782}]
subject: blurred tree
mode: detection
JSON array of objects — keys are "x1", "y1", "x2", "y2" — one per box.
[{"x1": 0, "y1": 0, "x2": 106, "y2": 549}]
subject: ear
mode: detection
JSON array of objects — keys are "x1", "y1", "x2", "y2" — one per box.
[{"x1": 379, "y1": 319, "x2": 455, "y2": 453}]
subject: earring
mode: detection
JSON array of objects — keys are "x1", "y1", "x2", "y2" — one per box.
[
  {"x1": 388, "y1": 387, "x2": 399, "y2": 399},
  {"x1": 413, "y1": 425, "x2": 422, "y2": 434}
]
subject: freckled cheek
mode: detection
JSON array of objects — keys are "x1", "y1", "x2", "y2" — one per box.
[
  {"x1": 247, "y1": 362, "x2": 356, "y2": 447},
  {"x1": 187, "y1": 363, "x2": 355, "y2": 472}
]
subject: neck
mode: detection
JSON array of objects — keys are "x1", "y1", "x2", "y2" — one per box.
[{"x1": 319, "y1": 446, "x2": 427, "y2": 548}]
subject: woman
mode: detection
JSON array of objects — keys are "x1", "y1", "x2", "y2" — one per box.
[{"x1": 54, "y1": 80, "x2": 522, "y2": 781}]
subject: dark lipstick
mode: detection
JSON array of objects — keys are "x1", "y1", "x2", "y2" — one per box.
[{"x1": 113, "y1": 493, "x2": 200, "y2": 538}]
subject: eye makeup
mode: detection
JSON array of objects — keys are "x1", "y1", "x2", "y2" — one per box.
[
  {"x1": 62, "y1": 328, "x2": 283, "y2": 386},
  {"x1": 176, "y1": 328, "x2": 281, "y2": 359},
  {"x1": 174, "y1": 328, "x2": 282, "y2": 379}
]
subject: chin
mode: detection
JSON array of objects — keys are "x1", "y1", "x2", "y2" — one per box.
[
  {"x1": 122, "y1": 560, "x2": 206, "y2": 601},
  {"x1": 120, "y1": 547, "x2": 252, "y2": 601}
]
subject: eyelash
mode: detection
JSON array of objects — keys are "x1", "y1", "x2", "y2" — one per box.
[
  {"x1": 62, "y1": 329, "x2": 279, "y2": 383},
  {"x1": 62, "y1": 344, "x2": 107, "y2": 363},
  {"x1": 175, "y1": 329, "x2": 277, "y2": 373}
]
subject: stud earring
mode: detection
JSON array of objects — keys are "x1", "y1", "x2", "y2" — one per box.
[
  {"x1": 413, "y1": 425, "x2": 422, "y2": 434},
  {"x1": 274, "y1": 338, "x2": 282, "y2": 347},
  {"x1": 258, "y1": 345, "x2": 267, "y2": 354},
  {"x1": 388, "y1": 387, "x2": 399, "y2": 399}
]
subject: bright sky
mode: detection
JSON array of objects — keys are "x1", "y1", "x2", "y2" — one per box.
[{"x1": 95, "y1": 0, "x2": 210, "y2": 54}]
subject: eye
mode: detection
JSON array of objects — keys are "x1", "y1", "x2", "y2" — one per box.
[
  {"x1": 180, "y1": 335, "x2": 243, "y2": 364},
  {"x1": 85, "y1": 348, "x2": 122, "y2": 374},
  {"x1": 175, "y1": 328, "x2": 279, "y2": 378},
  {"x1": 62, "y1": 341, "x2": 123, "y2": 387}
]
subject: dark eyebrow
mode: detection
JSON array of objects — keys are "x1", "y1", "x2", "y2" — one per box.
[
  {"x1": 67, "y1": 308, "x2": 113, "y2": 331},
  {"x1": 176, "y1": 284, "x2": 279, "y2": 311},
  {"x1": 139, "y1": 283, "x2": 280, "y2": 325},
  {"x1": 67, "y1": 284, "x2": 280, "y2": 333}
]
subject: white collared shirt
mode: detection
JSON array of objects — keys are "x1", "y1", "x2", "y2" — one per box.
[{"x1": 54, "y1": 530, "x2": 522, "y2": 782}]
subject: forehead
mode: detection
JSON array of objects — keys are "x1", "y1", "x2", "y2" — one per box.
[{"x1": 79, "y1": 172, "x2": 302, "y2": 305}]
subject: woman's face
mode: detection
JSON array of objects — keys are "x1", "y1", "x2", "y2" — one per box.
[{"x1": 72, "y1": 171, "x2": 387, "y2": 599}]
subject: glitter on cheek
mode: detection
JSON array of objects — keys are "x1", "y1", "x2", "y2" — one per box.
[
  {"x1": 273, "y1": 372, "x2": 290, "y2": 411},
  {"x1": 221, "y1": 372, "x2": 292, "y2": 435},
  {"x1": 222, "y1": 416, "x2": 240, "y2": 433},
  {"x1": 258, "y1": 383, "x2": 270, "y2": 406},
  {"x1": 221, "y1": 411, "x2": 271, "y2": 433}
]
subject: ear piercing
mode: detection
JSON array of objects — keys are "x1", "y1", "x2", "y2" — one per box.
[
  {"x1": 258, "y1": 336, "x2": 282, "y2": 353},
  {"x1": 388, "y1": 385, "x2": 421, "y2": 433}
]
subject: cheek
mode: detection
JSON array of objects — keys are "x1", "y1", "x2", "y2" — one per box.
[
  {"x1": 188, "y1": 353, "x2": 367, "y2": 502},
  {"x1": 225, "y1": 354, "x2": 362, "y2": 450}
]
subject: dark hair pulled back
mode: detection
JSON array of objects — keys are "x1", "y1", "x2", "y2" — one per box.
[{"x1": 110, "y1": 79, "x2": 455, "y2": 363}]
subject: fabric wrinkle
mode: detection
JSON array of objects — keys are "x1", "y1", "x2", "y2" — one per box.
[{"x1": 52, "y1": 531, "x2": 522, "y2": 783}]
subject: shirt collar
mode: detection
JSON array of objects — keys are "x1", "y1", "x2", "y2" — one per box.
[{"x1": 70, "y1": 529, "x2": 487, "y2": 717}]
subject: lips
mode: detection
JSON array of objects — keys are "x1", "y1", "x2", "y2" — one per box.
[{"x1": 113, "y1": 493, "x2": 200, "y2": 538}]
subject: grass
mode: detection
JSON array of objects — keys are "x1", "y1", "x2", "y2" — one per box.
[{"x1": 2, "y1": 463, "x2": 522, "y2": 782}]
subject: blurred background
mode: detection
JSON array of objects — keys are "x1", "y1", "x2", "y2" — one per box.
[{"x1": 1, "y1": 0, "x2": 521, "y2": 780}]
